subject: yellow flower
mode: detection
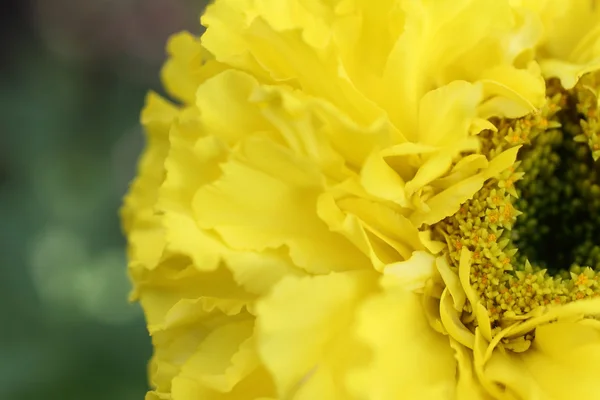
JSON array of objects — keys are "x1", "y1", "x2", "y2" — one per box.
[{"x1": 121, "y1": 1, "x2": 600, "y2": 399}]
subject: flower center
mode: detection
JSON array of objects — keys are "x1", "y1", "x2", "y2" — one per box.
[
  {"x1": 513, "y1": 80, "x2": 600, "y2": 274},
  {"x1": 433, "y1": 74, "x2": 600, "y2": 339}
]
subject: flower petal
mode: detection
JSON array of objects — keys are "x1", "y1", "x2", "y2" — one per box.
[
  {"x1": 171, "y1": 320, "x2": 271, "y2": 395},
  {"x1": 335, "y1": 197, "x2": 424, "y2": 262},
  {"x1": 417, "y1": 81, "x2": 483, "y2": 147},
  {"x1": 529, "y1": 0, "x2": 600, "y2": 88},
  {"x1": 136, "y1": 263, "x2": 252, "y2": 334},
  {"x1": 196, "y1": 70, "x2": 272, "y2": 145},
  {"x1": 202, "y1": 0, "x2": 383, "y2": 126},
  {"x1": 485, "y1": 318, "x2": 600, "y2": 399},
  {"x1": 382, "y1": 0, "x2": 514, "y2": 138},
  {"x1": 193, "y1": 137, "x2": 369, "y2": 274},
  {"x1": 449, "y1": 339, "x2": 490, "y2": 400},
  {"x1": 539, "y1": 59, "x2": 600, "y2": 90},
  {"x1": 138, "y1": 258, "x2": 267, "y2": 398},
  {"x1": 478, "y1": 62, "x2": 546, "y2": 118},
  {"x1": 410, "y1": 145, "x2": 520, "y2": 226},
  {"x1": 122, "y1": 93, "x2": 178, "y2": 270},
  {"x1": 360, "y1": 150, "x2": 409, "y2": 208},
  {"x1": 161, "y1": 32, "x2": 227, "y2": 104},
  {"x1": 436, "y1": 256, "x2": 466, "y2": 311},
  {"x1": 255, "y1": 270, "x2": 378, "y2": 398},
  {"x1": 382, "y1": 250, "x2": 437, "y2": 291},
  {"x1": 440, "y1": 288, "x2": 476, "y2": 350},
  {"x1": 349, "y1": 287, "x2": 457, "y2": 400}
]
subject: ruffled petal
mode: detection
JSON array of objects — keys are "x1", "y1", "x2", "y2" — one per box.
[
  {"x1": 349, "y1": 286, "x2": 457, "y2": 400},
  {"x1": 449, "y1": 339, "x2": 490, "y2": 400},
  {"x1": 528, "y1": 0, "x2": 600, "y2": 60},
  {"x1": 255, "y1": 270, "x2": 378, "y2": 399},
  {"x1": 417, "y1": 81, "x2": 483, "y2": 147},
  {"x1": 478, "y1": 62, "x2": 546, "y2": 118},
  {"x1": 122, "y1": 93, "x2": 178, "y2": 271},
  {"x1": 171, "y1": 320, "x2": 277, "y2": 399},
  {"x1": 382, "y1": 0, "x2": 515, "y2": 137},
  {"x1": 201, "y1": 0, "x2": 384, "y2": 126},
  {"x1": 317, "y1": 180, "x2": 419, "y2": 272},
  {"x1": 360, "y1": 150, "x2": 410, "y2": 208},
  {"x1": 135, "y1": 263, "x2": 252, "y2": 334},
  {"x1": 382, "y1": 250, "x2": 437, "y2": 291},
  {"x1": 484, "y1": 318, "x2": 600, "y2": 399},
  {"x1": 195, "y1": 70, "x2": 273, "y2": 145},
  {"x1": 158, "y1": 114, "x2": 228, "y2": 272},
  {"x1": 136, "y1": 258, "x2": 258, "y2": 396},
  {"x1": 539, "y1": 59, "x2": 600, "y2": 90},
  {"x1": 192, "y1": 136, "x2": 369, "y2": 274},
  {"x1": 335, "y1": 197, "x2": 424, "y2": 262},
  {"x1": 525, "y1": 0, "x2": 600, "y2": 88},
  {"x1": 161, "y1": 32, "x2": 228, "y2": 104},
  {"x1": 410, "y1": 146, "x2": 520, "y2": 226}
]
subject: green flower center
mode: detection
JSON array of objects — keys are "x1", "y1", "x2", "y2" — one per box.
[
  {"x1": 433, "y1": 74, "x2": 600, "y2": 341},
  {"x1": 513, "y1": 82, "x2": 600, "y2": 275}
]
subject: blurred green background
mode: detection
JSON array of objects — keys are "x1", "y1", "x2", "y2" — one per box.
[{"x1": 0, "y1": 1, "x2": 205, "y2": 398}]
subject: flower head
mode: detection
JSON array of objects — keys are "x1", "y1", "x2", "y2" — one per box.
[{"x1": 122, "y1": 1, "x2": 600, "y2": 399}]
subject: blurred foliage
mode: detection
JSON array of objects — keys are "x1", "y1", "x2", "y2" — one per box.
[{"x1": 0, "y1": 1, "x2": 205, "y2": 399}]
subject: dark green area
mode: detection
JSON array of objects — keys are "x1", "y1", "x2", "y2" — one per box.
[
  {"x1": 514, "y1": 91, "x2": 600, "y2": 274},
  {"x1": 0, "y1": 2, "x2": 207, "y2": 397}
]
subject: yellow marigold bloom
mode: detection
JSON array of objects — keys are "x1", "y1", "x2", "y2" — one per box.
[{"x1": 121, "y1": 1, "x2": 600, "y2": 399}]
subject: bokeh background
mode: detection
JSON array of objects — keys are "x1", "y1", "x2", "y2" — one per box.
[{"x1": 1, "y1": 1, "x2": 206, "y2": 398}]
